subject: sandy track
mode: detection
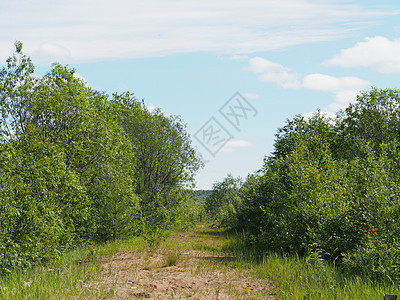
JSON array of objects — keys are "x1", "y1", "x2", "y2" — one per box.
[{"x1": 85, "y1": 226, "x2": 276, "y2": 299}]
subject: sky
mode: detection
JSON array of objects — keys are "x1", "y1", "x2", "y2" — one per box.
[{"x1": 1, "y1": 0, "x2": 400, "y2": 189}]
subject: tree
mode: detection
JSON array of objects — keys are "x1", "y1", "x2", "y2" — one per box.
[
  {"x1": 0, "y1": 134, "x2": 92, "y2": 274},
  {"x1": 0, "y1": 41, "x2": 35, "y2": 141},
  {"x1": 0, "y1": 42, "x2": 141, "y2": 259},
  {"x1": 205, "y1": 174, "x2": 243, "y2": 227},
  {"x1": 271, "y1": 111, "x2": 336, "y2": 163},
  {"x1": 0, "y1": 41, "x2": 202, "y2": 272},
  {"x1": 336, "y1": 88, "x2": 400, "y2": 159},
  {"x1": 113, "y1": 92, "x2": 202, "y2": 244},
  {"x1": 235, "y1": 94, "x2": 400, "y2": 282}
]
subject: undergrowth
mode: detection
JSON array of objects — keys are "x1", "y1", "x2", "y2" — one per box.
[
  {"x1": 225, "y1": 231, "x2": 400, "y2": 299},
  {"x1": 1, "y1": 225, "x2": 398, "y2": 299}
]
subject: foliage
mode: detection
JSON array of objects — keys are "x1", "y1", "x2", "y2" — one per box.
[
  {"x1": 205, "y1": 174, "x2": 243, "y2": 227},
  {"x1": 336, "y1": 88, "x2": 400, "y2": 158},
  {"x1": 233, "y1": 89, "x2": 400, "y2": 283},
  {"x1": 0, "y1": 139, "x2": 89, "y2": 273},
  {"x1": 0, "y1": 42, "x2": 201, "y2": 273},
  {"x1": 226, "y1": 232, "x2": 399, "y2": 300},
  {"x1": 114, "y1": 93, "x2": 202, "y2": 244}
]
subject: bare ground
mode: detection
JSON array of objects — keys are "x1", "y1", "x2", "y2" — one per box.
[{"x1": 84, "y1": 225, "x2": 276, "y2": 299}]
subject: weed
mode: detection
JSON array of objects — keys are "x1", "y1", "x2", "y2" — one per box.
[{"x1": 164, "y1": 254, "x2": 179, "y2": 267}]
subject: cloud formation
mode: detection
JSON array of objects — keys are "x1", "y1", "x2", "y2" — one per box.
[
  {"x1": 31, "y1": 43, "x2": 72, "y2": 64},
  {"x1": 245, "y1": 57, "x2": 371, "y2": 113},
  {"x1": 326, "y1": 36, "x2": 400, "y2": 73},
  {"x1": 302, "y1": 73, "x2": 371, "y2": 111},
  {"x1": 242, "y1": 92, "x2": 260, "y2": 100},
  {"x1": 219, "y1": 139, "x2": 253, "y2": 153},
  {"x1": 244, "y1": 57, "x2": 301, "y2": 88},
  {"x1": 0, "y1": 0, "x2": 397, "y2": 63}
]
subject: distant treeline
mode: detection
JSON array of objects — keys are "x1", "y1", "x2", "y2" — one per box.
[{"x1": 191, "y1": 190, "x2": 211, "y2": 204}]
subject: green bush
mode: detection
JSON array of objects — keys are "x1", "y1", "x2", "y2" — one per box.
[
  {"x1": 235, "y1": 97, "x2": 400, "y2": 283},
  {"x1": 0, "y1": 139, "x2": 91, "y2": 274},
  {"x1": 0, "y1": 42, "x2": 201, "y2": 273},
  {"x1": 342, "y1": 237, "x2": 400, "y2": 283}
]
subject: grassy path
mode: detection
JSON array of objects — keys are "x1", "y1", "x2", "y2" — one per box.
[
  {"x1": 0, "y1": 225, "x2": 275, "y2": 299},
  {"x1": 2, "y1": 224, "x2": 398, "y2": 299},
  {"x1": 89, "y1": 224, "x2": 276, "y2": 299}
]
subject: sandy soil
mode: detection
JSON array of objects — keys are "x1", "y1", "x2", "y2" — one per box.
[{"x1": 85, "y1": 226, "x2": 276, "y2": 299}]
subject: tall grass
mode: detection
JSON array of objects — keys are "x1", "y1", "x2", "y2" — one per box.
[
  {"x1": 0, "y1": 247, "x2": 95, "y2": 300},
  {"x1": 2, "y1": 225, "x2": 399, "y2": 299},
  {"x1": 0, "y1": 237, "x2": 146, "y2": 300},
  {"x1": 225, "y1": 233, "x2": 400, "y2": 299}
]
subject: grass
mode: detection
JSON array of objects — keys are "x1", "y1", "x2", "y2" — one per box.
[
  {"x1": 0, "y1": 248, "x2": 97, "y2": 299},
  {"x1": 258, "y1": 254, "x2": 397, "y2": 299},
  {"x1": 164, "y1": 254, "x2": 179, "y2": 267},
  {"x1": 0, "y1": 236, "x2": 146, "y2": 300},
  {"x1": 157, "y1": 225, "x2": 400, "y2": 299},
  {"x1": 225, "y1": 233, "x2": 400, "y2": 299}
]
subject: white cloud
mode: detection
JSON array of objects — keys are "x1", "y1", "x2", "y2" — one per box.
[
  {"x1": 246, "y1": 56, "x2": 371, "y2": 113},
  {"x1": 219, "y1": 139, "x2": 253, "y2": 153},
  {"x1": 302, "y1": 73, "x2": 370, "y2": 109},
  {"x1": 302, "y1": 73, "x2": 370, "y2": 93},
  {"x1": 31, "y1": 43, "x2": 72, "y2": 64},
  {"x1": 326, "y1": 36, "x2": 400, "y2": 73},
  {"x1": 145, "y1": 103, "x2": 172, "y2": 117},
  {"x1": 73, "y1": 72, "x2": 92, "y2": 87},
  {"x1": 0, "y1": 0, "x2": 397, "y2": 63},
  {"x1": 242, "y1": 92, "x2": 260, "y2": 100},
  {"x1": 244, "y1": 57, "x2": 301, "y2": 88},
  {"x1": 230, "y1": 55, "x2": 249, "y2": 62}
]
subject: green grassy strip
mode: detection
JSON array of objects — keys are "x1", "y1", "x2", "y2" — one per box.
[
  {"x1": 0, "y1": 237, "x2": 147, "y2": 300},
  {"x1": 225, "y1": 233, "x2": 400, "y2": 299},
  {"x1": 1, "y1": 225, "x2": 399, "y2": 299}
]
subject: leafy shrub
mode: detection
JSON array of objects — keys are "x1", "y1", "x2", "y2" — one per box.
[
  {"x1": 342, "y1": 237, "x2": 400, "y2": 283},
  {"x1": 235, "y1": 99, "x2": 400, "y2": 283}
]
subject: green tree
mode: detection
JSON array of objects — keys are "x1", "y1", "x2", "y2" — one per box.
[
  {"x1": 336, "y1": 88, "x2": 400, "y2": 159},
  {"x1": 0, "y1": 41, "x2": 202, "y2": 272},
  {"x1": 205, "y1": 174, "x2": 243, "y2": 227},
  {"x1": 0, "y1": 136, "x2": 91, "y2": 274},
  {"x1": 0, "y1": 42, "x2": 141, "y2": 266},
  {"x1": 235, "y1": 95, "x2": 400, "y2": 283},
  {"x1": 0, "y1": 41, "x2": 35, "y2": 141},
  {"x1": 271, "y1": 111, "x2": 336, "y2": 163},
  {"x1": 112, "y1": 92, "x2": 202, "y2": 244}
]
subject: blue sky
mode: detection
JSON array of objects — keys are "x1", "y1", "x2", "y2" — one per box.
[{"x1": 2, "y1": 0, "x2": 400, "y2": 189}]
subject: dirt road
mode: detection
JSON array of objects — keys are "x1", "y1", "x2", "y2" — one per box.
[{"x1": 86, "y1": 225, "x2": 276, "y2": 299}]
